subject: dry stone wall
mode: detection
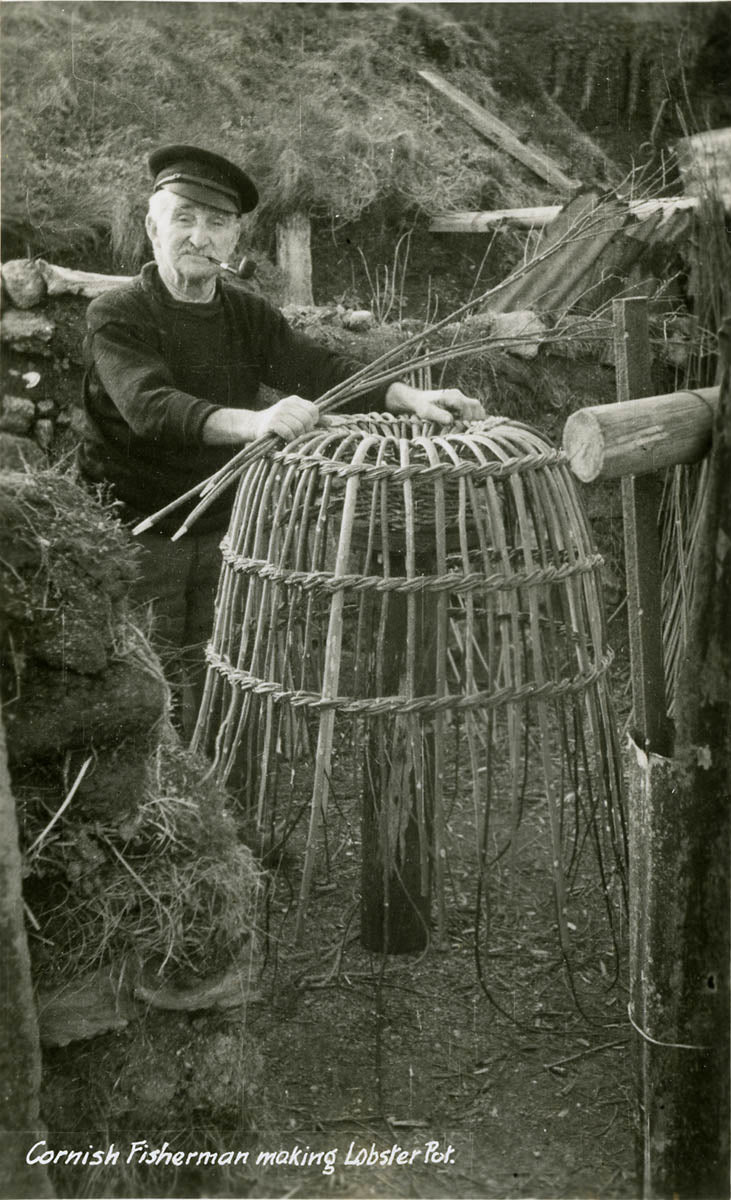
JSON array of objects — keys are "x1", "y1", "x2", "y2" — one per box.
[{"x1": 0, "y1": 260, "x2": 89, "y2": 460}]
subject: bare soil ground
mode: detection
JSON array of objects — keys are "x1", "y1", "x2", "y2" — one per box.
[{"x1": 243, "y1": 796, "x2": 635, "y2": 1199}]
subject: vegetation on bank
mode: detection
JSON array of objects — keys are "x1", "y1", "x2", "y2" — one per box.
[{"x1": 1, "y1": 2, "x2": 725, "y2": 272}]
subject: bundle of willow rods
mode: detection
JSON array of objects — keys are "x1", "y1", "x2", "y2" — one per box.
[{"x1": 193, "y1": 414, "x2": 627, "y2": 1000}]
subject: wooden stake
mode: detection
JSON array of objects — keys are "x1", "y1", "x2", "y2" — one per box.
[
  {"x1": 614, "y1": 298, "x2": 673, "y2": 757},
  {"x1": 628, "y1": 319, "x2": 730, "y2": 1199},
  {"x1": 360, "y1": 573, "x2": 436, "y2": 954},
  {"x1": 0, "y1": 720, "x2": 54, "y2": 1198},
  {"x1": 276, "y1": 211, "x2": 314, "y2": 307}
]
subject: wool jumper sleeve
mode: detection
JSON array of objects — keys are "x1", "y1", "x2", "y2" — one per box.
[{"x1": 88, "y1": 311, "x2": 219, "y2": 449}]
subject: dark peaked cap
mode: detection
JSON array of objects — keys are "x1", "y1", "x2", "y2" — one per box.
[{"x1": 148, "y1": 145, "x2": 258, "y2": 215}]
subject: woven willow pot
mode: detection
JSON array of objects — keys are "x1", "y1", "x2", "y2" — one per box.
[{"x1": 194, "y1": 415, "x2": 626, "y2": 967}]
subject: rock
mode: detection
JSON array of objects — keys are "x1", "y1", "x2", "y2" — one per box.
[
  {"x1": 343, "y1": 308, "x2": 375, "y2": 331},
  {"x1": 33, "y1": 419, "x2": 54, "y2": 450},
  {"x1": 0, "y1": 310, "x2": 55, "y2": 350},
  {"x1": 0, "y1": 259, "x2": 46, "y2": 309},
  {"x1": 68, "y1": 407, "x2": 88, "y2": 437},
  {"x1": 134, "y1": 946, "x2": 260, "y2": 1011},
  {"x1": 0, "y1": 395, "x2": 35, "y2": 435},
  {"x1": 0, "y1": 433, "x2": 45, "y2": 471},
  {"x1": 471, "y1": 308, "x2": 548, "y2": 358},
  {"x1": 37, "y1": 967, "x2": 137, "y2": 1047}
]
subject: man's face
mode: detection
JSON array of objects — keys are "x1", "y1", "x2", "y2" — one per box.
[{"x1": 146, "y1": 192, "x2": 241, "y2": 289}]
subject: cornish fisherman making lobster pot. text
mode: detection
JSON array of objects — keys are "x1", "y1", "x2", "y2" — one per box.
[{"x1": 79, "y1": 144, "x2": 486, "y2": 734}]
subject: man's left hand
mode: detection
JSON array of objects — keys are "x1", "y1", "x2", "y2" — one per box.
[{"x1": 385, "y1": 381, "x2": 487, "y2": 425}]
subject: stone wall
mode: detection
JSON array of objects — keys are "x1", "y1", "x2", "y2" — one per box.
[{"x1": 0, "y1": 260, "x2": 89, "y2": 460}]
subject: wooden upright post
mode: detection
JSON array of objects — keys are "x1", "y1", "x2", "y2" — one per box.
[
  {"x1": 360, "y1": 573, "x2": 436, "y2": 954},
  {"x1": 617, "y1": 301, "x2": 730, "y2": 1198},
  {"x1": 0, "y1": 718, "x2": 54, "y2": 1198},
  {"x1": 276, "y1": 211, "x2": 314, "y2": 307},
  {"x1": 614, "y1": 298, "x2": 674, "y2": 757}
]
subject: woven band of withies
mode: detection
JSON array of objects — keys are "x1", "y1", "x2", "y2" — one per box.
[
  {"x1": 219, "y1": 540, "x2": 605, "y2": 595},
  {"x1": 269, "y1": 446, "x2": 563, "y2": 483},
  {"x1": 205, "y1": 647, "x2": 614, "y2": 715}
]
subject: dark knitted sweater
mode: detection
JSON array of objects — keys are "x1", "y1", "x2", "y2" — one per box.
[{"x1": 79, "y1": 264, "x2": 387, "y2": 531}]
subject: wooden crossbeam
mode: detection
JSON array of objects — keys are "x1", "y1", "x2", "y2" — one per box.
[
  {"x1": 563, "y1": 386, "x2": 720, "y2": 482},
  {"x1": 429, "y1": 195, "x2": 725, "y2": 233}
]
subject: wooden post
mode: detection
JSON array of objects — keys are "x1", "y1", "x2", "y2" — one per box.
[
  {"x1": 360, "y1": 569, "x2": 436, "y2": 954},
  {"x1": 614, "y1": 298, "x2": 673, "y2": 757},
  {"x1": 627, "y1": 320, "x2": 731, "y2": 1199},
  {"x1": 276, "y1": 211, "x2": 314, "y2": 307},
  {"x1": 0, "y1": 718, "x2": 54, "y2": 1198}
]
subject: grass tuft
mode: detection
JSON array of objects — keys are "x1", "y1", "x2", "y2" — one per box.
[{"x1": 22, "y1": 734, "x2": 261, "y2": 989}]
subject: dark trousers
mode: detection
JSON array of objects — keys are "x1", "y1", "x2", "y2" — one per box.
[{"x1": 130, "y1": 527, "x2": 223, "y2": 740}]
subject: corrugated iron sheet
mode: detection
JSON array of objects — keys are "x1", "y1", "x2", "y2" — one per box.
[{"x1": 488, "y1": 190, "x2": 693, "y2": 317}]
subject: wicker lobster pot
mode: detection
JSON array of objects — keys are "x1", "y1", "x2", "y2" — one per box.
[{"x1": 194, "y1": 414, "x2": 626, "y2": 973}]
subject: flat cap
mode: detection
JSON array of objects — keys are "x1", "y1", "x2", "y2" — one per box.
[{"x1": 148, "y1": 144, "x2": 258, "y2": 215}]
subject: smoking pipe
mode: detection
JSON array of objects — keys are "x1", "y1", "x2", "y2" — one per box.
[{"x1": 206, "y1": 255, "x2": 257, "y2": 280}]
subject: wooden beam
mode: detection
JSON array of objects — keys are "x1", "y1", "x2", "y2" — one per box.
[
  {"x1": 614, "y1": 297, "x2": 673, "y2": 757},
  {"x1": 431, "y1": 208, "x2": 563, "y2": 232},
  {"x1": 418, "y1": 68, "x2": 578, "y2": 194},
  {"x1": 429, "y1": 195, "x2": 730, "y2": 233},
  {"x1": 563, "y1": 386, "x2": 720, "y2": 482},
  {"x1": 1, "y1": 257, "x2": 132, "y2": 304}
]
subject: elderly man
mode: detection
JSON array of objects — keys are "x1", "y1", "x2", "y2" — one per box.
[{"x1": 79, "y1": 144, "x2": 485, "y2": 732}]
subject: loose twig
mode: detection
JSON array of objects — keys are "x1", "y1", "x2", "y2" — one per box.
[
  {"x1": 26, "y1": 755, "x2": 92, "y2": 856},
  {"x1": 544, "y1": 1037, "x2": 628, "y2": 1071}
]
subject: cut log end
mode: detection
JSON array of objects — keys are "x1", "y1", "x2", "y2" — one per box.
[{"x1": 563, "y1": 409, "x2": 605, "y2": 482}]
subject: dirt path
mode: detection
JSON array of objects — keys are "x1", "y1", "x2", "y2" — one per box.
[{"x1": 246, "y1": 785, "x2": 637, "y2": 1200}]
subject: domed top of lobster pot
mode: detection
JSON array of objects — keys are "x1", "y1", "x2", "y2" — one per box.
[{"x1": 213, "y1": 412, "x2": 610, "y2": 708}]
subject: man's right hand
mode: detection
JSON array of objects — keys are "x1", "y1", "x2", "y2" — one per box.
[
  {"x1": 202, "y1": 395, "x2": 320, "y2": 445},
  {"x1": 252, "y1": 395, "x2": 320, "y2": 442}
]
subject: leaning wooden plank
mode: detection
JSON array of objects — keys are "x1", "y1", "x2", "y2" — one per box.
[
  {"x1": 429, "y1": 195, "x2": 724, "y2": 232},
  {"x1": 418, "y1": 68, "x2": 578, "y2": 193},
  {"x1": 563, "y1": 386, "x2": 720, "y2": 482}
]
